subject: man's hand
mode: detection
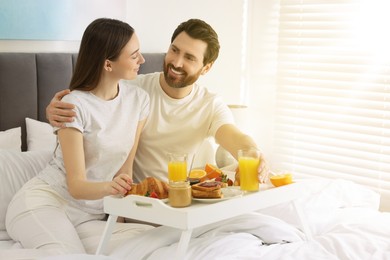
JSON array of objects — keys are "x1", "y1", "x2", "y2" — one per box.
[
  {"x1": 234, "y1": 151, "x2": 270, "y2": 185},
  {"x1": 46, "y1": 89, "x2": 76, "y2": 128},
  {"x1": 258, "y1": 152, "x2": 270, "y2": 183}
]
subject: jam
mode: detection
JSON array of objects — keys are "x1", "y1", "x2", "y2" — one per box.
[{"x1": 188, "y1": 178, "x2": 200, "y2": 186}]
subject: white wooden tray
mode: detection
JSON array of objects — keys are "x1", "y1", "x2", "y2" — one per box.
[{"x1": 97, "y1": 182, "x2": 311, "y2": 259}]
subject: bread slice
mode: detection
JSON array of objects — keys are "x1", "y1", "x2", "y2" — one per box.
[{"x1": 191, "y1": 181, "x2": 223, "y2": 198}]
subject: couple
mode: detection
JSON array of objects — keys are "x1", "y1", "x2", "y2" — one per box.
[{"x1": 6, "y1": 18, "x2": 269, "y2": 255}]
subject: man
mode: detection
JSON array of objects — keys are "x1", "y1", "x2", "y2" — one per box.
[{"x1": 46, "y1": 19, "x2": 269, "y2": 183}]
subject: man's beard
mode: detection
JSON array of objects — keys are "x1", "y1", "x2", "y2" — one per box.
[{"x1": 163, "y1": 62, "x2": 202, "y2": 89}]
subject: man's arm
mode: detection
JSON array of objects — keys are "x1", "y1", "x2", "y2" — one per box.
[
  {"x1": 215, "y1": 124, "x2": 257, "y2": 159},
  {"x1": 46, "y1": 89, "x2": 76, "y2": 127},
  {"x1": 215, "y1": 124, "x2": 270, "y2": 182}
]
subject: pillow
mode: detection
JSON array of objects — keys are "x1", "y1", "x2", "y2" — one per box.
[
  {"x1": 0, "y1": 127, "x2": 21, "y2": 151},
  {"x1": 26, "y1": 118, "x2": 57, "y2": 152},
  {"x1": 0, "y1": 150, "x2": 52, "y2": 231}
]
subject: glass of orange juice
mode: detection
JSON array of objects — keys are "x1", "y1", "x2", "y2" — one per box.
[
  {"x1": 238, "y1": 149, "x2": 260, "y2": 191},
  {"x1": 167, "y1": 153, "x2": 188, "y2": 182}
]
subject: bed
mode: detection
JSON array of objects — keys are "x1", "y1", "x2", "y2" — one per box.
[{"x1": 1, "y1": 52, "x2": 389, "y2": 260}]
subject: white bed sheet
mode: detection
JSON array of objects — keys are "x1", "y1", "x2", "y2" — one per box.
[{"x1": 1, "y1": 179, "x2": 389, "y2": 260}]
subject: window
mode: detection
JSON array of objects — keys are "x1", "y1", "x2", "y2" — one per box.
[{"x1": 267, "y1": 0, "x2": 390, "y2": 211}]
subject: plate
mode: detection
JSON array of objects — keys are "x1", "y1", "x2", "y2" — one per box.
[{"x1": 192, "y1": 187, "x2": 243, "y2": 203}]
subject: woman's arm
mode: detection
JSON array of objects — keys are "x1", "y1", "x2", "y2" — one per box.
[
  {"x1": 114, "y1": 118, "x2": 147, "y2": 180},
  {"x1": 58, "y1": 127, "x2": 132, "y2": 200}
]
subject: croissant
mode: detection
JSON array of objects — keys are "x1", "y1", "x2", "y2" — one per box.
[{"x1": 127, "y1": 177, "x2": 169, "y2": 199}]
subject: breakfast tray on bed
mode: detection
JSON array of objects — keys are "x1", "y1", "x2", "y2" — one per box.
[{"x1": 96, "y1": 182, "x2": 311, "y2": 259}]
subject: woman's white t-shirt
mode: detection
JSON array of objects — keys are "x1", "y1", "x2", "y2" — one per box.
[{"x1": 38, "y1": 83, "x2": 149, "y2": 214}]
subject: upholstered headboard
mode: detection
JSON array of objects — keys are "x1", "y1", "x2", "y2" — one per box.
[{"x1": 0, "y1": 52, "x2": 165, "y2": 151}]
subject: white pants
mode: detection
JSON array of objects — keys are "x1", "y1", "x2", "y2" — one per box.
[{"x1": 5, "y1": 178, "x2": 154, "y2": 255}]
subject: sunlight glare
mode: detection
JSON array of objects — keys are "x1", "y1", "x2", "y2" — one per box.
[{"x1": 354, "y1": 0, "x2": 390, "y2": 57}]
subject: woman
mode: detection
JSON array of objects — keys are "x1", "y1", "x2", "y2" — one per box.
[{"x1": 5, "y1": 18, "x2": 153, "y2": 254}]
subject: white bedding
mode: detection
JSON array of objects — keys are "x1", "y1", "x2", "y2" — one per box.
[{"x1": 1, "y1": 179, "x2": 390, "y2": 260}]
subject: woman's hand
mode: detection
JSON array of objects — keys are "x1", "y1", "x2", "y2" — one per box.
[{"x1": 107, "y1": 173, "x2": 133, "y2": 196}]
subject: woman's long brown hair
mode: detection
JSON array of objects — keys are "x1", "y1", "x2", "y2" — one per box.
[{"x1": 70, "y1": 18, "x2": 134, "y2": 91}]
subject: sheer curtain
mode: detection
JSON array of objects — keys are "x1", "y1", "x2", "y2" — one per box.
[{"x1": 249, "y1": 0, "x2": 390, "y2": 211}]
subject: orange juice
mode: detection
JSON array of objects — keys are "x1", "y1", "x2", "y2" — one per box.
[
  {"x1": 238, "y1": 154, "x2": 260, "y2": 191},
  {"x1": 168, "y1": 161, "x2": 187, "y2": 182}
]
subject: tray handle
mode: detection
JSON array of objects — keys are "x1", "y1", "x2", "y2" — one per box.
[{"x1": 126, "y1": 195, "x2": 169, "y2": 209}]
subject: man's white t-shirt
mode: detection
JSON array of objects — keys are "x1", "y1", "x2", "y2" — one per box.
[
  {"x1": 125, "y1": 72, "x2": 234, "y2": 182},
  {"x1": 38, "y1": 83, "x2": 149, "y2": 214}
]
